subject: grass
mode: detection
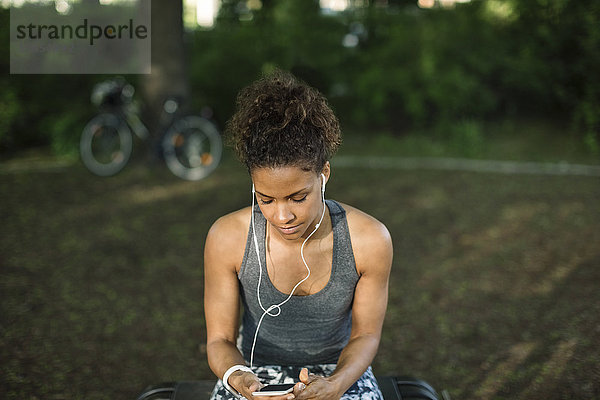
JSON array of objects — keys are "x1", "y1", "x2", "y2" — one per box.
[
  {"x1": 1, "y1": 127, "x2": 599, "y2": 399},
  {"x1": 340, "y1": 118, "x2": 600, "y2": 164}
]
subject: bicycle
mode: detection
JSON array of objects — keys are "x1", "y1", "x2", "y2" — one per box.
[{"x1": 80, "y1": 77, "x2": 222, "y2": 181}]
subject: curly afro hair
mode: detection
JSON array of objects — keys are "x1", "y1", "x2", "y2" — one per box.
[{"x1": 225, "y1": 70, "x2": 341, "y2": 173}]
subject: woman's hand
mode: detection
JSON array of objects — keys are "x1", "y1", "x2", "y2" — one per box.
[
  {"x1": 229, "y1": 371, "x2": 303, "y2": 400},
  {"x1": 295, "y1": 368, "x2": 342, "y2": 400},
  {"x1": 228, "y1": 370, "x2": 262, "y2": 399}
]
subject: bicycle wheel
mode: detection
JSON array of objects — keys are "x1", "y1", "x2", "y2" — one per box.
[
  {"x1": 162, "y1": 116, "x2": 222, "y2": 181},
  {"x1": 80, "y1": 113, "x2": 133, "y2": 176}
]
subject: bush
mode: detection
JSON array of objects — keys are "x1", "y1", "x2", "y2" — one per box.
[
  {"x1": 0, "y1": 84, "x2": 20, "y2": 151},
  {"x1": 2, "y1": 0, "x2": 598, "y2": 157}
]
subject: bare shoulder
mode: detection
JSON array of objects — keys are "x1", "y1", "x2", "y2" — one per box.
[
  {"x1": 337, "y1": 202, "x2": 393, "y2": 275},
  {"x1": 205, "y1": 207, "x2": 252, "y2": 270},
  {"x1": 338, "y1": 202, "x2": 392, "y2": 244},
  {"x1": 207, "y1": 206, "x2": 252, "y2": 238}
]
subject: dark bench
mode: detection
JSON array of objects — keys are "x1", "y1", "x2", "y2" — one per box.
[{"x1": 136, "y1": 376, "x2": 440, "y2": 400}]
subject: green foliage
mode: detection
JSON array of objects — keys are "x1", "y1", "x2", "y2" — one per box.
[
  {"x1": 0, "y1": 74, "x2": 98, "y2": 155},
  {"x1": 346, "y1": 3, "x2": 502, "y2": 131},
  {"x1": 440, "y1": 119, "x2": 486, "y2": 158},
  {"x1": 188, "y1": 25, "x2": 265, "y2": 124},
  {"x1": 186, "y1": 0, "x2": 598, "y2": 155},
  {"x1": 46, "y1": 111, "x2": 87, "y2": 159},
  {"x1": 0, "y1": 84, "x2": 20, "y2": 150},
  {"x1": 2, "y1": 0, "x2": 599, "y2": 157},
  {"x1": 189, "y1": 0, "x2": 345, "y2": 125},
  {"x1": 0, "y1": 6, "x2": 122, "y2": 156}
]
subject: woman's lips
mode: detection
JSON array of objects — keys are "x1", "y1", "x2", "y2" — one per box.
[{"x1": 277, "y1": 224, "x2": 301, "y2": 235}]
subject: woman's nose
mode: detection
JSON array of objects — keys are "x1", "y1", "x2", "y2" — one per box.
[{"x1": 274, "y1": 203, "x2": 294, "y2": 224}]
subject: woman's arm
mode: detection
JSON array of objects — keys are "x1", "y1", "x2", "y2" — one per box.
[
  {"x1": 297, "y1": 210, "x2": 393, "y2": 400},
  {"x1": 204, "y1": 212, "x2": 264, "y2": 398}
]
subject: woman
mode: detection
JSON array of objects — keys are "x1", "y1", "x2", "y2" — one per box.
[{"x1": 204, "y1": 71, "x2": 392, "y2": 400}]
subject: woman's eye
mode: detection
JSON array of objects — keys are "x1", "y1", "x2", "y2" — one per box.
[
  {"x1": 259, "y1": 199, "x2": 273, "y2": 205},
  {"x1": 293, "y1": 196, "x2": 307, "y2": 203}
]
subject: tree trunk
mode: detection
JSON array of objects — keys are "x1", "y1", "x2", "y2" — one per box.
[{"x1": 140, "y1": 0, "x2": 189, "y2": 160}]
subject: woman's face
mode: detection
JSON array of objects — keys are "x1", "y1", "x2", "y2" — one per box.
[{"x1": 251, "y1": 164, "x2": 329, "y2": 242}]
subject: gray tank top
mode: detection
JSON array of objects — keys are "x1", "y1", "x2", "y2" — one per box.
[{"x1": 238, "y1": 199, "x2": 359, "y2": 366}]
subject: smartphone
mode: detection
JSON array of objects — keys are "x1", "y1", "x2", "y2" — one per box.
[{"x1": 252, "y1": 383, "x2": 296, "y2": 396}]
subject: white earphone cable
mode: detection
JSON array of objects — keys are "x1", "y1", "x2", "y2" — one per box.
[{"x1": 249, "y1": 175, "x2": 326, "y2": 368}]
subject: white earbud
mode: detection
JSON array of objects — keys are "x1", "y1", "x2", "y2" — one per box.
[{"x1": 321, "y1": 173, "x2": 326, "y2": 194}]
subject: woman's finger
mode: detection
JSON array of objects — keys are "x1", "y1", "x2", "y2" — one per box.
[
  {"x1": 248, "y1": 380, "x2": 262, "y2": 393},
  {"x1": 293, "y1": 381, "x2": 306, "y2": 397},
  {"x1": 299, "y1": 368, "x2": 310, "y2": 384},
  {"x1": 299, "y1": 368, "x2": 319, "y2": 382}
]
